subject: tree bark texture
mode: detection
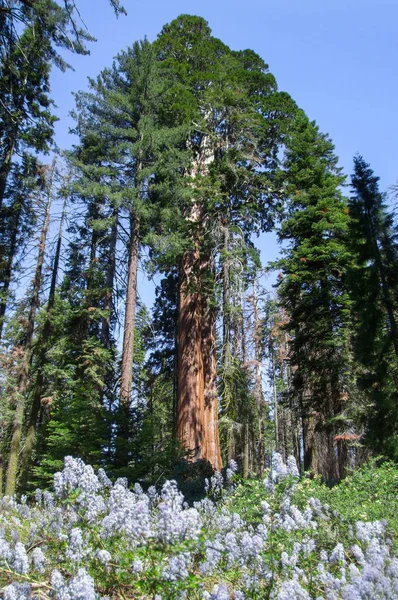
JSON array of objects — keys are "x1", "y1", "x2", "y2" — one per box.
[
  {"x1": 4, "y1": 159, "x2": 54, "y2": 496},
  {"x1": 115, "y1": 213, "x2": 140, "y2": 468},
  {"x1": 176, "y1": 249, "x2": 222, "y2": 471},
  {"x1": 120, "y1": 214, "x2": 140, "y2": 406}
]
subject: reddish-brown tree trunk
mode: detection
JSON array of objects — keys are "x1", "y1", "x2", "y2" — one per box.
[
  {"x1": 176, "y1": 249, "x2": 222, "y2": 470},
  {"x1": 201, "y1": 274, "x2": 222, "y2": 471},
  {"x1": 177, "y1": 249, "x2": 204, "y2": 460}
]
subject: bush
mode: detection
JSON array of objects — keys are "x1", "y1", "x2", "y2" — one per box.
[{"x1": 1, "y1": 454, "x2": 398, "y2": 599}]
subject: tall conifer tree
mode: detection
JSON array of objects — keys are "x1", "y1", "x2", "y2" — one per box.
[{"x1": 275, "y1": 111, "x2": 352, "y2": 480}]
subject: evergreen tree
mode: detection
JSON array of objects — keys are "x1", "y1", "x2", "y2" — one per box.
[
  {"x1": 0, "y1": 155, "x2": 40, "y2": 339},
  {"x1": 275, "y1": 111, "x2": 352, "y2": 481},
  {"x1": 0, "y1": 0, "x2": 126, "y2": 214},
  {"x1": 0, "y1": 19, "x2": 56, "y2": 213},
  {"x1": 152, "y1": 15, "x2": 297, "y2": 470},
  {"x1": 4, "y1": 158, "x2": 55, "y2": 496},
  {"x1": 348, "y1": 156, "x2": 398, "y2": 458}
]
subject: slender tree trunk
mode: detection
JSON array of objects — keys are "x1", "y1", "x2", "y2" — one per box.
[
  {"x1": 101, "y1": 208, "x2": 118, "y2": 349},
  {"x1": 252, "y1": 279, "x2": 265, "y2": 474},
  {"x1": 18, "y1": 191, "x2": 67, "y2": 491},
  {"x1": 4, "y1": 159, "x2": 54, "y2": 496},
  {"x1": 222, "y1": 223, "x2": 232, "y2": 369},
  {"x1": 243, "y1": 422, "x2": 249, "y2": 478},
  {"x1": 0, "y1": 124, "x2": 18, "y2": 214},
  {"x1": 115, "y1": 212, "x2": 140, "y2": 467},
  {"x1": 302, "y1": 408, "x2": 316, "y2": 474},
  {"x1": 0, "y1": 196, "x2": 22, "y2": 340},
  {"x1": 273, "y1": 364, "x2": 280, "y2": 453},
  {"x1": 119, "y1": 213, "x2": 140, "y2": 404},
  {"x1": 200, "y1": 264, "x2": 222, "y2": 471}
]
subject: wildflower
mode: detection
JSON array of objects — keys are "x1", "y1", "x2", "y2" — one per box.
[
  {"x1": 286, "y1": 456, "x2": 300, "y2": 478},
  {"x1": 226, "y1": 459, "x2": 238, "y2": 481},
  {"x1": 13, "y1": 542, "x2": 29, "y2": 574},
  {"x1": 3, "y1": 583, "x2": 31, "y2": 600},
  {"x1": 51, "y1": 569, "x2": 65, "y2": 591},
  {"x1": 96, "y1": 549, "x2": 111, "y2": 565},
  {"x1": 329, "y1": 542, "x2": 345, "y2": 564},
  {"x1": 276, "y1": 579, "x2": 311, "y2": 599},
  {"x1": 0, "y1": 536, "x2": 12, "y2": 562},
  {"x1": 65, "y1": 528, "x2": 89, "y2": 562},
  {"x1": 32, "y1": 547, "x2": 46, "y2": 572},
  {"x1": 66, "y1": 567, "x2": 97, "y2": 600},
  {"x1": 272, "y1": 452, "x2": 288, "y2": 482},
  {"x1": 209, "y1": 583, "x2": 230, "y2": 599},
  {"x1": 97, "y1": 468, "x2": 112, "y2": 489},
  {"x1": 163, "y1": 552, "x2": 190, "y2": 581},
  {"x1": 131, "y1": 558, "x2": 143, "y2": 573}
]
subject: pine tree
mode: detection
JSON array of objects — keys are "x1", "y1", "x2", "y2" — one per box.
[
  {"x1": 18, "y1": 179, "x2": 69, "y2": 490},
  {"x1": 275, "y1": 111, "x2": 352, "y2": 481},
  {"x1": 348, "y1": 156, "x2": 398, "y2": 458},
  {"x1": 0, "y1": 20, "x2": 56, "y2": 213},
  {"x1": 0, "y1": 0, "x2": 126, "y2": 214},
  {"x1": 4, "y1": 158, "x2": 55, "y2": 496},
  {"x1": 0, "y1": 155, "x2": 40, "y2": 340}
]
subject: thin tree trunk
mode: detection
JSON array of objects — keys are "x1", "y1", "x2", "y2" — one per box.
[
  {"x1": 0, "y1": 195, "x2": 22, "y2": 340},
  {"x1": 201, "y1": 264, "x2": 222, "y2": 471},
  {"x1": 4, "y1": 159, "x2": 54, "y2": 496},
  {"x1": 119, "y1": 213, "x2": 140, "y2": 404},
  {"x1": 302, "y1": 409, "x2": 316, "y2": 474},
  {"x1": 252, "y1": 278, "x2": 265, "y2": 474},
  {"x1": 243, "y1": 422, "x2": 249, "y2": 478},
  {"x1": 0, "y1": 454, "x2": 3, "y2": 497},
  {"x1": 222, "y1": 223, "x2": 232, "y2": 369},
  {"x1": 115, "y1": 212, "x2": 140, "y2": 467},
  {"x1": 18, "y1": 191, "x2": 67, "y2": 490},
  {"x1": 273, "y1": 364, "x2": 280, "y2": 453},
  {"x1": 101, "y1": 208, "x2": 118, "y2": 349},
  {"x1": 0, "y1": 124, "x2": 18, "y2": 214}
]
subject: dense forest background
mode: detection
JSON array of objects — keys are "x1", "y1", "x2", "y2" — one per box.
[{"x1": 1, "y1": 0, "x2": 398, "y2": 498}]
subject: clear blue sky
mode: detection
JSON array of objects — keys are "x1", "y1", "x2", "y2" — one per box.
[
  {"x1": 52, "y1": 0, "x2": 397, "y2": 189},
  {"x1": 50, "y1": 0, "x2": 398, "y2": 300}
]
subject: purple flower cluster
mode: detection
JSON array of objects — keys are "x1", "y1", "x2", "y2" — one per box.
[{"x1": 1, "y1": 453, "x2": 398, "y2": 599}]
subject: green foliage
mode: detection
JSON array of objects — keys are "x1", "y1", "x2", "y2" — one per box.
[
  {"x1": 347, "y1": 156, "x2": 398, "y2": 459},
  {"x1": 274, "y1": 111, "x2": 353, "y2": 479},
  {"x1": 293, "y1": 459, "x2": 398, "y2": 543}
]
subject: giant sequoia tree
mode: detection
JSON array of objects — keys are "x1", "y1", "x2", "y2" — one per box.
[{"x1": 151, "y1": 16, "x2": 297, "y2": 470}]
